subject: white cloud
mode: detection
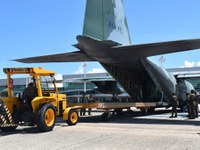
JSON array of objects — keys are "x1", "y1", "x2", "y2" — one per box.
[
  {"x1": 88, "y1": 68, "x2": 106, "y2": 74},
  {"x1": 75, "y1": 63, "x2": 106, "y2": 74},
  {"x1": 55, "y1": 73, "x2": 63, "y2": 80},
  {"x1": 181, "y1": 60, "x2": 195, "y2": 67},
  {"x1": 181, "y1": 60, "x2": 200, "y2": 68},
  {"x1": 75, "y1": 63, "x2": 85, "y2": 74},
  {"x1": 195, "y1": 62, "x2": 200, "y2": 67}
]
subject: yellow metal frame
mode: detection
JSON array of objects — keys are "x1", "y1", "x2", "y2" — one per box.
[
  {"x1": 0, "y1": 97, "x2": 20, "y2": 114},
  {"x1": 63, "y1": 106, "x2": 81, "y2": 121},
  {"x1": 1, "y1": 67, "x2": 81, "y2": 126},
  {"x1": 45, "y1": 108, "x2": 55, "y2": 127}
]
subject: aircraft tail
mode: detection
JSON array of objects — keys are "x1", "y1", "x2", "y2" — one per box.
[{"x1": 83, "y1": 0, "x2": 131, "y2": 45}]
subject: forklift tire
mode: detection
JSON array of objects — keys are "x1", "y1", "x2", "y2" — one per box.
[
  {"x1": 36, "y1": 104, "x2": 56, "y2": 132},
  {"x1": 67, "y1": 109, "x2": 79, "y2": 126},
  {"x1": 0, "y1": 126, "x2": 17, "y2": 132}
]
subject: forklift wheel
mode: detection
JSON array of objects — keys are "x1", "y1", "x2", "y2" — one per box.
[
  {"x1": 36, "y1": 104, "x2": 56, "y2": 132},
  {"x1": 0, "y1": 126, "x2": 17, "y2": 132},
  {"x1": 67, "y1": 109, "x2": 78, "y2": 126}
]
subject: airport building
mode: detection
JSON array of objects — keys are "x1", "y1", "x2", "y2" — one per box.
[
  {"x1": 0, "y1": 67, "x2": 200, "y2": 94},
  {"x1": 0, "y1": 72, "x2": 111, "y2": 93}
]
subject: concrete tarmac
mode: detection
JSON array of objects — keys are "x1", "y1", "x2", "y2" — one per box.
[{"x1": 1, "y1": 109, "x2": 200, "y2": 150}]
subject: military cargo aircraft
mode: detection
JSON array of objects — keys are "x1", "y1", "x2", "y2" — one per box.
[{"x1": 15, "y1": 0, "x2": 200, "y2": 109}]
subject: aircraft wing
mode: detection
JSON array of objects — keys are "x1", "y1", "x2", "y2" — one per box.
[
  {"x1": 14, "y1": 36, "x2": 200, "y2": 64},
  {"x1": 14, "y1": 51, "x2": 95, "y2": 63},
  {"x1": 112, "y1": 39, "x2": 200, "y2": 57}
]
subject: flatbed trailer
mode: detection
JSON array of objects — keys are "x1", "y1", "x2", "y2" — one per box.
[
  {"x1": 70, "y1": 102, "x2": 156, "y2": 109},
  {"x1": 69, "y1": 102, "x2": 157, "y2": 121}
]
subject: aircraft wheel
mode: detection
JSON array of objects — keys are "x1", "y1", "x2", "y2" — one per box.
[{"x1": 101, "y1": 111, "x2": 111, "y2": 122}]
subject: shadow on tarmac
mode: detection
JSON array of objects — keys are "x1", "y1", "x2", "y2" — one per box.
[
  {"x1": 77, "y1": 109, "x2": 200, "y2": 126},
  {"x1": 0, "y1": 126, "x2": 40, "y2": 136},
  {"x1": 1, "y1": 109, "x2": 199, "y2": 136}
]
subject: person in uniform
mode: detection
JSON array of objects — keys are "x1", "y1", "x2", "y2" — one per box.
[
  {"x1": 186, "y1": 92, "x2": 191, "y2": 118},
  {"x1": 170, "y1": 93, "x2": 179, "y2": 118},
  {"x1": 80, "y1": 93, "x2": 86, "y2": 116},
  {"x1": 187, "y1": 90, "x2": 197, "y2": 119},
  {"x1": 87, "y1": 94, "x2": 93, "y2": 115},
  {"x1": 194, "y1": 91, "x2": 198, "y2": 118}
]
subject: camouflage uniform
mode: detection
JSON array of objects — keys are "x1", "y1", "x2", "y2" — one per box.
[
  {"x1": 80, "y1": 94, "x2": 86, "y2": 116},
  {"x1": 186, "y1": 93, "x2": 191, "y2": 118},
  {"x1": 193, "y1": 92, "x2": 198, "y2": 118},
  {"x1": 170, "y1": 94, "x2": 179, "y2": 118},
  {"x1": 187, "y1": 90, "x2": 197, "y2": 119}
]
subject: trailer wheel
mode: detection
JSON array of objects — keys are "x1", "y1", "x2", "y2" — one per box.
[
  {"x1": 140, "y1": 108, "x2": 148, "y2": 115},
  {"x1": 36, "y1": 104, "x2": 56, "y2": 132},
  {"x1": 114, "y1": 108, "x2": 123, "y2": 115},
  {"x1": 148, "y1": 107, "x2": 155, "y2": 113},
  {"x1": 67, "y1": 109, "x2": 79, "y2": 126},
  {"x1": 101, "y1": 111, "x2": 111, "y2": 122},
  {"x1": 0, "y1": 126, "x2": 17, "y2": 132}
]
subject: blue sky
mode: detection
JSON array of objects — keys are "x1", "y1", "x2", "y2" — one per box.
[{"x1": 0, "y1": 0, "x2": 200, "y2": 78}]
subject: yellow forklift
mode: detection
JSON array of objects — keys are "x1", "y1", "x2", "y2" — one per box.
[{"x1": 0, "y1": 67, "x2": 80, "y2": 132}]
